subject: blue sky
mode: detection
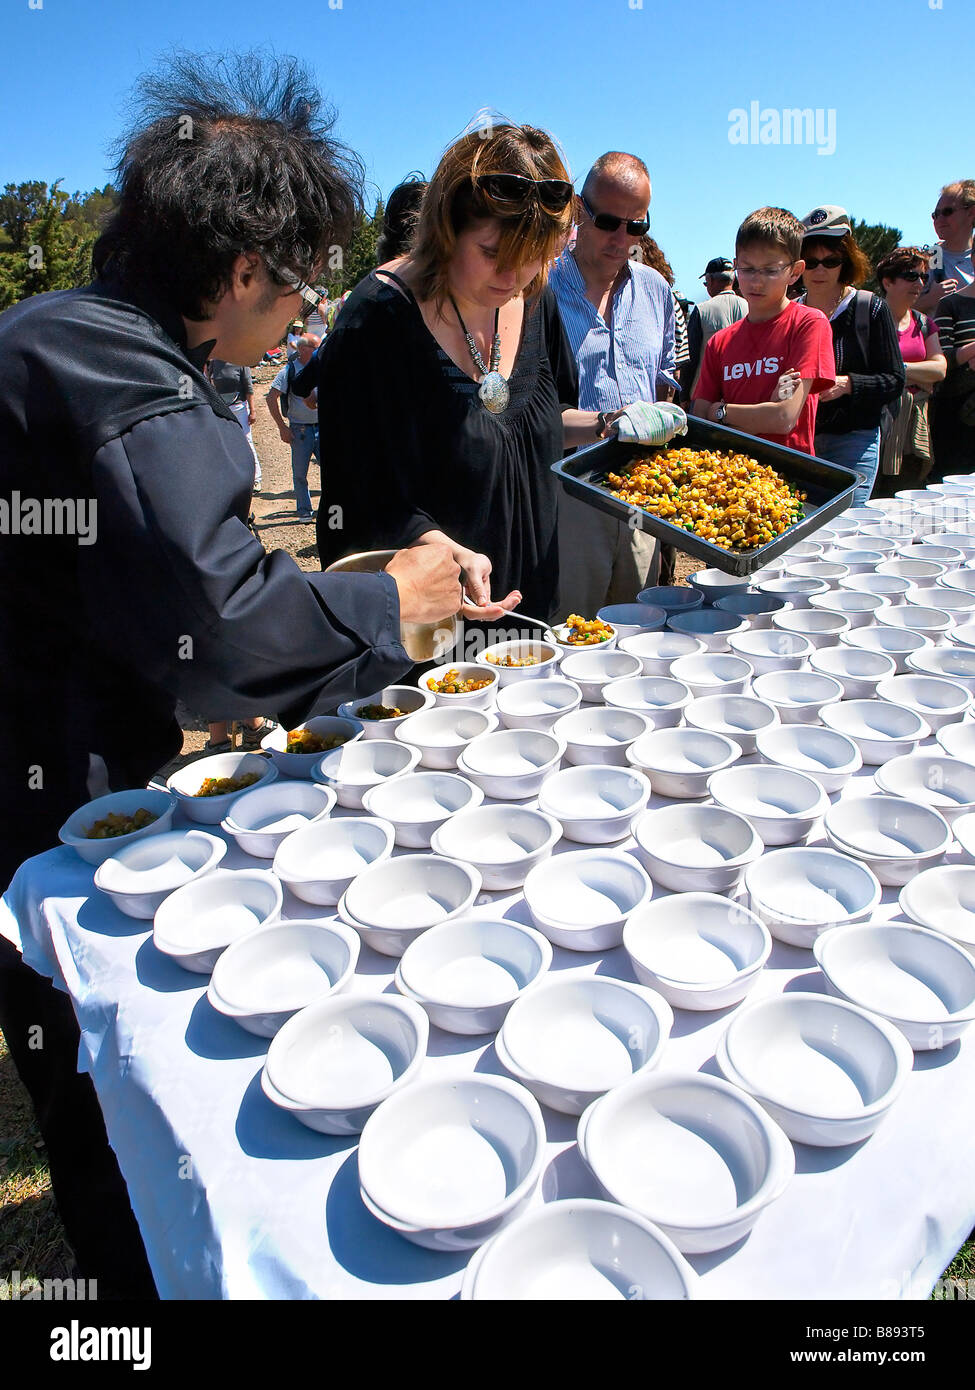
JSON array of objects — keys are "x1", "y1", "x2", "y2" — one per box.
[{"x1": 2, "y1": 0, "x2": 970, "y2": 300}]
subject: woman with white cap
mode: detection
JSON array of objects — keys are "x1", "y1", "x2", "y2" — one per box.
[{"x1": 798, "y1": 205, "x2": 905, "y2": 505}]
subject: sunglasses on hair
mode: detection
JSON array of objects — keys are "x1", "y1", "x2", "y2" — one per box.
[
  {"x1": 579, "y1": 194, "x2": 650, "y2": 237},
  {"x1": 475, "y1": 173, "x2": 574, "y2": 213},
  {"x1": 803, "y1": 255, "x2": 843, "y2": 270},
  {"x1": 265, "y1": 259, "x2": 325, "y2": 309}
]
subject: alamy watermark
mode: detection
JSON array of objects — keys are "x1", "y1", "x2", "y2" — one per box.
[
  {"x1": 2, "y1": 1269, "x2": 96, "y2": 1300},
  {"x1": 728, "y1": 102, "x2": 837, "y2": 156},
  {"x1": 0, "y1": 492, "x2": 97, "y2": 545}
]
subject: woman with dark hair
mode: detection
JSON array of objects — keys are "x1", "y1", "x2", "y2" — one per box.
[
  {"x1": 376, "y1": 173, "x2": 428, "y2": 264},
  {"x1": 874, "y1": 246, "x2": 946, "y2": 489},
  {"x1": 798, "y1": 205, "x2": 905, "y2": 504},
  {"x1": 308, "y1": 122, "x2": 645, "y2": 620}
]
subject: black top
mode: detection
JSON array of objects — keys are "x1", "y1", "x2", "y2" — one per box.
[
  {"x1": 0, "y1": 274, "x2": 409, "y2": 876},
  {"x1": 296, "y1": 271, "x2": 579, "y2": 618},
  {"x1": 813, "y1": 291, "x2": 906, "y2": 434},
  {"x1": 934, "y1": 292, "x2": 975, "y2": 393},
  {"x1": 208, "y1": 359, "x2": 253, "y2": 406}
]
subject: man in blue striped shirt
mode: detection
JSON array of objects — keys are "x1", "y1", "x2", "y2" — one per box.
[{"x1": 549, "y1": 152, "x2": 678, "y2": 617}]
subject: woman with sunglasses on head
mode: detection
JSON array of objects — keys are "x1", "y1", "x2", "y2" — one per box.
[
  {"x1": 873, "y1": 247, "x2": 946, "y2": 492},
  {"x1": 916, "y1": 181, "x2": 975, "y2": 318},
  {"x1": 300, "y1": 123, "x2": 675, "y2": 623},
  {"x1": 797, "y1": 206, "x2": 905, "y2": 505},
  {"x1": 931, "y1": 258, "x2": 975, "y2": 478}
]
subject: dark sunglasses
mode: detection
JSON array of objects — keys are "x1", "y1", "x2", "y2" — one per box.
[
  {"x1": 579, "y1": 194, "x2": 650, "y2": 237},
  {"x1": 896, "y1": 270, "x2": 926, "y2": 282},
  {"x1": 933, "y1": 207, "x2": 957, "y2": 218},
  {"x1": 476, "y1": 173, "x2": 574, "y2": 213},
  {"x1": 803, "y1": 255, "x2": 844, "y2": 270}
]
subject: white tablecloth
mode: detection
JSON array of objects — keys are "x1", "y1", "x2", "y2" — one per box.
[{"x1": 3, "y1": 740, "x2": 974, "y2": 1302}]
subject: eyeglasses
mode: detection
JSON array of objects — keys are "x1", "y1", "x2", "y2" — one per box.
[
  {"x1": 264, "y1": 259, "x2": 325, "y2": 309},
  {"x1": 475, "y1": 173, "x2": 574, "y2": 213},
  {"x1": 579, "y1": 194, "x2": 650, "y2": 237},
  {"x1": 895, "y1": 270, "x2": 926, "y2": 282},
  {"x1": 735, "y1": 262, "x2": 794, "y2": 280},
  {"x1": 933, "y1": 206, "x2": 958, "y2": 219},
  {"x1": 803, "y1": 255, "x2": 843, "y2": 270}
]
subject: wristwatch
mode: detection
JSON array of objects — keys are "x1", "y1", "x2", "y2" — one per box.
[
  {"x1": 713, "y1": 402, "x2": 727, "y2": 423},
  {"x1": 596, "y1": 410, "x2": 610, "y2": 439}
]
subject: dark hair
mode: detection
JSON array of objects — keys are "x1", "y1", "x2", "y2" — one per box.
[
  {"x1": 801, "y1": 231, "x2": 871, "y2": 289},
  {"x1": 376, "y1": 173, "x2": 427, "y2": 264},
  {"x1": 635, "y1": 235, "x2": 674, "y2": 285},
  {"x1": 875, "y1": 244, "x2": 932, "y2": 294},
  {"x1": 93, "y1": 50, "x2": 364, "y2": 319},
  {"x1": 736, "y1": 207, "x2": 804, "y2": 262}
]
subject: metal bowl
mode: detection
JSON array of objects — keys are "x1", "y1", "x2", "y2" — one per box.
[{"x1": 324, "y1": 549, "x2": 460, "y2": 663}]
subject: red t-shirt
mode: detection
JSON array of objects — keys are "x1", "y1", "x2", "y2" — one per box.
[{"x1": 696, "y1": 300, "x2": 836, "y2": 455}]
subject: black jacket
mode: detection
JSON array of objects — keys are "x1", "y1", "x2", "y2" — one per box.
[
  {"x1": 0, "y1": 275, "x2": 410, "y2": 873},
  {"x1": 814, "y1": 291, "x2": 906, "y2": 435}
]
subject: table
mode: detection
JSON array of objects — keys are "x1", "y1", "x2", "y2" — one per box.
[{"x1": 3, "y1": 739, "x2": 974, "y2": 1302}]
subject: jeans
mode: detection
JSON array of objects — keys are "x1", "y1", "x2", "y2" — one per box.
[
  {"x1": 814, "y1": 427, "x2": 881, "y2": 508},
  {"x1": 229, "y1": 401, "x2": 262, "y2": 489},
  {"x1": 290, "y1": 422, "x2": 320, "y2": 515}
]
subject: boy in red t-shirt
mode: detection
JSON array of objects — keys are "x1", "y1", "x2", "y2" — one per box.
[{"x1": 693, "y1": 207, "x2": 835, "y2": 453}]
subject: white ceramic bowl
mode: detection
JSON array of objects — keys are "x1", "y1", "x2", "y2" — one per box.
[
  {"x1": 713, "y1": 592, "x2": 790, "y2": 629},
  {"x1": 899, "y1": 865, "x2": 975, "y2": 955},
  {"x1": 207, "y1": 918, "x2": 360, "y2": 1036},
  {"x1": 686, "y1": 569, "x2": 751, "y2": 604},
  {"x1": 936, "y1": 535, "x2": 975, "y2": 560},
  {"x1": 708, "y1": 764, "x2": 829, "y2": 846},
  {"x1": 807, "y1": 590, "x2": 891, "y2": 629},
  {"x1": 744, "y1": 847, "x2": 881, "y2": 948},
  {"x1": 619, "y1": 630, "x2": 705, "y2": 676},
  {"x1": 577, "y1": 1070, "x2": 794, "y2": 1253},
  {"x1": 461, "y1": 1198, "x2": 698, "y2": 1301},
  {"x1": 666, "y1": 609, "x2": 748, "y2": 653},
  {"x1": 823, "y1": 795, "x2": 952, "y2": 886},
  {"x1": 166, "y1": 752, "x2": 277, "y2": 824},
  {"x1": 312, "y1": 738, "x2": 421, "y2": 810},
  {"x1": 601, "y1": 676, "x2": 691, "y2": 728},
  {"x1": 814, "y1": 922, "x2": 975, "y2": 1051},
  {"x1": 757, "y1": 576, "x2": 830, "y2": 608},
  {"x1": 913, "y1": 585, "x2": 975, "y2": 621},
  {"x1": 430, "y1": 804, "x2": 562, "y2": 890},
  {"x1": 220, "y1": 780, "x2": 336, "y2": 858},
  {"x1": 785, "y1": 559, "x2": 849, "y2": 587},
  {"x1": 537, "y1": 765, "x2": 651, "y2": 844},
  {"x1": 683, "y1": 694, "x2": 778, "y2": 755},
  {"x1": 559, "y1": 648, "x2": 643, "y2": 702},
  {"x1": 754, "y1": 722, "x2": 862, "y2": 793},
  {"x1": 830, "y1": 548, "x2": 884, "y2": 576},
  {"x1": 60, "y1": 787, "x2": 178, "y2": 867},
  {"x1": 394, "y1": 917, "x2": 552, "y2": 1035},
  {"x1": 941, "y1": 567, "x2": 975, "y2": 595},
  {"x1": 357, "y1": 1075, "x2": 546, "y2": 1250},
  {"x1": 727, "y1": 628, "x2": 812, "y2": 676},
  {"x1": 750, "y1": 670, "x2": 843, "y2": 725},
  {"x1": 625, "y1": 727, "x2": 741, "y2": 798},
  {"x1": 495, "y1": 677, "x2": 582, "y2": 731},
  {"x1": 807, "y1": 645, "x2": 896, "y2": 700},
  {"x1": 360, "y1": 771, "x2": 482, "y2": 848},
  {"x1": 632, "y1": 803, "x2": 762, "y2": 894},
  {"x1": 272, "y1": 815, "x2": 395, "y2": 906},
  {"x1": 839, "y1": 572, "x2": 913, "y2": 605},
  {"x1": 522, "y1": 848, "x2": 652, "y2": 951},
  {"x1": 339, "y1": 854, "x2": 482, "y2": 957},
  {"x1": 597, "y1": 603, "x2": 667, "y2": 640},
  {"x1": 948, "y1": 622, "x2": 975, "y2": 651},
  {"x1": 875, "y1": 673, "x2": 972, "y2": 732},
  {"x1": 457, "y1": 728, "x2": 564, "y2": 800},
  {"x1": 338, "y1": 685, "x2": 434, "y2": 739},
  {"x1": 93, "y1": 828, "x2": 226, "y2": 918},
  {"x1": 545, "y1": 621, "x2": 617, "y2": 655},
  {"x1": 913, "y1": 643, "x2": 975, "y2": 693},
  {"x1": 475, "y1": 640, "x2": 560, "y2": 686},
  {"x1": 262, "y1": 993, "x2": 428, "y2": 1135},
  {"x1": 669, "y1": 653, "x2": 753, "y2": 698},
  {"x1": 153, "y1": 868, "x2": 283, "y2": 973},
  {"x1": 637, "y1": 585, "x2": 704, "y2": 615},
  {"x1": 261, "y1": 716, "x2": 363, "y2": 778},
  {"x1": 623, "y1": 893, "x2": 771, "y2": 1010},
  {"x1": 840, "y1": 623, "x2": 932, "y2": 673},
  {"x1": 820, "y1": 699, "x2": 930, "y2": 763},
  {"x1": 896, "y1": 542, "x2": 964, "y2": 567},
  {"x1": 782, "y1": 539, "x2": 825, "y2": 561},
  {"x1": 553, "y1": 706, "x2": 654, "y2": 766},
  {"x1": 876, "y1": 604, "x2": 952, "y2": 643},
  {"x1": 394, "y1": 705, "x2": 499, "y2": 770},
  {"x1": 770, "y1": 608, "x2": 850, "y2": 651},
  {"x1": 420, "y1": 662, "x2": 499, "y2": 709},
  {"x1": 495, "y1": 977, "x2": 673, "y2": 1114},
  {"x1": 936, "y1": 721, "x2": 975, "y2": 764},
  {"x1": 716, "y1": 992, "x2": 914, "y2": 1146}
]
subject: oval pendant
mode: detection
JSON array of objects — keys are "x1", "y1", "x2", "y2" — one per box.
[{"x1": 478, "y1": 371, "x2": 510, "y2": 415}]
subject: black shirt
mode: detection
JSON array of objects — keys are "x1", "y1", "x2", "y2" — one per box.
[
  {"x1": 296, "y1": 272, "x2": 579, "y2": 619},
  {"x1": 812, "y1": 291, "x2": 906, "y2": 435}
]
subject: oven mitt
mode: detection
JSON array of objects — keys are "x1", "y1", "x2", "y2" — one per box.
[{"x1": 613, "y1": 401, "x2": 688, "y2": 446}]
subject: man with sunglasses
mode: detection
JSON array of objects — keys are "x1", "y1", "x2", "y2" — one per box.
[
  {"x1": 916, "y1": 181, "x2": 975, "y2": 317},
  {"x1": 549, "y1": 152, "x2": 679, "y2": 616}
]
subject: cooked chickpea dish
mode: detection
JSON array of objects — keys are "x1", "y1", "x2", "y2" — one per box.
[
  {"x1": 286, "y1": 729, "x2": 347, "y2": 755},
  {"x1": 562, "y1": 615, "x2": 614, "y2": 646},
  {"x1": 484, "y1": 653, "x2": 541, "y2": 667},
  {"x1": 84, "y1": 808, "x2": 158, "y2": 839},
  {"x1": 195, "y1": 772, "x2": 261, "y2": 797},
  {"x1": 355, "y1": 703, "x2": 406, "y2": 721},
  {"x1": 605, "y1": 446, "x2": 805, "y2": 550},
  {"x1": 426, "y1": 669, "x2": 493, "y2": 694}
]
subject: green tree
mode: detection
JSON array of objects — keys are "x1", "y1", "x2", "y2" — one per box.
[
  {"x1": 327, "y1": 196, "x2": 384, "y2": 298},
  {"x1": 0, "y1": 180, "x2": 101, "y2": 310},
  {"x1": 850, "y1": 218, "x2": 903, "y2": 293}
]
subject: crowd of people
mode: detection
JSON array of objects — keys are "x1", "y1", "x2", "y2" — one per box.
[{"x1": 0, "y1": 46, "x2": 972, "y2": 1298}]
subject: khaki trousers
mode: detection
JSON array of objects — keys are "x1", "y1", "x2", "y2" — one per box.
[{"x1": 556, "y1": 492, "x2": 660, "y2": 621}]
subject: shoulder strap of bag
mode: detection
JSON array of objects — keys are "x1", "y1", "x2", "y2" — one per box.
[{"x1": 853, "y1": 289, "x2": 873, "y2": 365}]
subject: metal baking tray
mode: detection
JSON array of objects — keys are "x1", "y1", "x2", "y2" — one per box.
[{"x1": 553, "y1": 418, "x2": 858, "y2": 577}]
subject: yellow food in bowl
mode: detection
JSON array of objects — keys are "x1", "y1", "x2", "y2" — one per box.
[
  {"x1": 562, "y1": 615, "x2": 614, "y2": 646},
  {"x1": 84, "y1": 809, "x2": 158, "y2": 839},
  {"x1": 195, "y1": 772, "x2": 261, "y2": 797},
  {"x1": 426, "y1": 670, "x2": 493, "y2": 694},
  {"x1": 356, "y1": 704, "x2": 406, "y2": 720},
  {"x1": 285, "y1": 729, "x2": 347, "y2": 755}
]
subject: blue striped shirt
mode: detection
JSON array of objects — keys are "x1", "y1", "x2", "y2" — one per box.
[{"x1": 548, "y1": 248, "x2": 678, "y2": 410}]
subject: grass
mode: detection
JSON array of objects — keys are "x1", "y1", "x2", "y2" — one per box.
[{"x1": 1, "y1": 1026, "x2": 972, "y2": 1298}]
